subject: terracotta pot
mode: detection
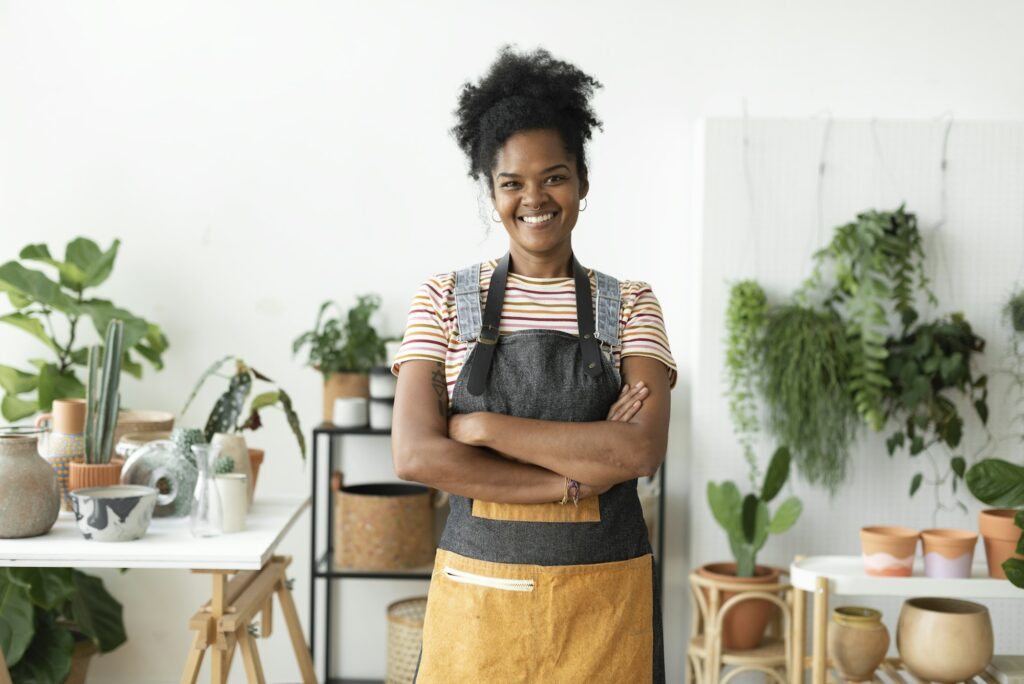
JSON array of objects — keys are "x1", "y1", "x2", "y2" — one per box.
[
  {"x1": 0, "y1": 432, "x2": 61, "y2": 538},
  {"x1": 65, "y1": 640, "x2": 97, "y2": 684},
  {"x1": 323, "y1": 372, "x2": 370, "y2": 423},
  {"x1": 979, "y1": 509, "x2": 1024, "y2": 579},
  {"x1": 248, "y1": 448, "x2": 264, "y2": 495},
  {"x1": 860, "y1": 526, "x2": 919, "y2": 577},
  {"x1": 211, "y1": 433, "x2": 252, "y2": 507},
  {"x1": 921, "y1": 528, "x2": 978, "y2": 578},
  {"x1": 113, "y1": 410, "x2": 175, "y2": 449},
  {"x1": 35, "y1": 398, "x2": 87, "y2": 434},
  {"x1": 828, "y1": 607, "x2": 890, "y2": 682},
  {"x1": 697, "y1": 562, "x2": 781, "y2": 650},
  {"x1": 897, "y1": 597, "x2": 993, "y2": 683},
  {"x1": 68, "y1": 459, "x2": 123, "y2": 492}
]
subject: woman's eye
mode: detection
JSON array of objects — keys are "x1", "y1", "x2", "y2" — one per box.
[
  {"x1": 501, "y1": 181, "x2": 520, "y2": 189},
  {"x1": 545, "y1": 175, "x2": 567, "y2": 184}
]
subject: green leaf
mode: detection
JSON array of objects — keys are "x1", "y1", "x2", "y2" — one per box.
[
  {"x1": 741, "y1": 494, "x2": 759, "y2": 543},
  {"x1": 0, "y1": 313, "x2": 59, "y2": 352},
  {"x1": 1, "y1": 394, "x2": 38, "y2": 421},
  {"x1": 249, "y1": 391, "x2": 280, "y2": 412},
  {"x1": 181, "y1": 355, "x2": 234, "y2": 417},
  {"x1": 966, "y1": 459, "x2": 1024, "y2": 507},
  {"x1": 19, "y1": 244, "x2": 54, "y2": 261},
  {"x1": 73, "y1": 238, "x2": 119, "y2": 288},
  {"x1": 0, "y1": 570, "x2": 36, "y2": 667},
  {"x1": 121, "y1": 351, "x2": 143, "y2": 379},
  {"x1": 9, "y1": 611, "x2": 73, "y2": 684},
  {"x1": 20, "y1": 242, "x2": 89, "y2": 291},
  {"x1": 951, "y1": 457, "x2": 966, "y2": 479},
  {"x1": 69, "y1": 570, "x2": 126, "y2": 653},
  {"x1": 760, "y1": 446, "x2": 790, "y2": 503},
  {"x1": 278, "y1": 389, "x2": 306, "y2": 459},
  {"x1": 79, "y1": 299, "x2": 148, "y2": 350},
  {"x1": 885, "y1": 432, "x2": 905, "y2": 455},
  {"x1": 768, "y1": 497, "x2": 802, "y2": 534},
  {"x1": 7, "y1": 568, "x2": 75, "y2": 610},
  {"x1": 910, "y1": 436, "x2": 925, "y2": 455},
  {"x1": 975, "y1": 399, "x2": 989, "y2": 424},
  {"x1": 0, "y1": 364, "x2": 38, "y2": 395},
  {"x1": 36, "y1": 363, "x2": 60, "y2": 412},
  {"x1": 1005, "y1": 558, "x2": 1024, "y2": 590},
  {"x1": 707, "y1": 481, "x2": 741, "y2": 534},
  {"x1": 0, "y1": 262, "x2": 79, "y2": 313},
  {"x1": 910, "y1": 473, "x2": 923, "y2": 497},
  {"x1": 203, "y1": 367, "x2": 252, "y2": 441}
]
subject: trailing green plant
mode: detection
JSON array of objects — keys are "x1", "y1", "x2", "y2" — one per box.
[
  {"x1": 83, "y1": 320, "x2": 125, "y2": 465},
  {"x1": 882, "y1": 314, "x2": 988, "y2": 506},
  {"x1": 707, "y1": 446, "x2": 803, "y2": 577},
  {"x1": 1006, "y1": 288, "x2": 1024, "y2": 334},
  {"x1": 292, "y1": 295, "x2": 386, "y2": 376},
  {"x1": 801, "y1": 206, "x2": 935, "y2": 432},
  {"x1": 181, "y1": 357, "x2": 306, "y2": 459},
  {"x1": 0, "y1": 237, "x2": 169, "y2": 421},
  {"x1": 723, "y1": 280, "x2": 768, "y2": 487},
  {"x1": 760, "y1": 304, "x2": 859, "y2": 492},
  {"x1": 1004, "y1": 287, "x2": 1024, "y2": 441},
  {"x1": 966, "y1": 459, "x2": 1024, "y2": 588},
  {"x1": 0, "y1": 567, "x2": 126, "y2": 684}
]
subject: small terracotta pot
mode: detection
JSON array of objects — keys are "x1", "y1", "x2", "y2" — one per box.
[
  {"x1": 860, "y1": 526, "x2": 919, "y2": 577},
  {"x1": 323, "y1": 372, "x2": 370, "y2": 423},
  {"x1": 34, "y1": 398, "x2": 87, "y2": 434},
  {"x1": 68, "y1": 458, "x2": 123, "y2": 492},
  {"x1": 897, "y1": 597, "x2": 993, "y2": 683},
  {"x1": 697, "y1": 562, "x2": 781, "y2": 650},
  {"x1": 979, "y1": 509, "x2": 1024, "y2": 579},
  {"x1": 921, "y1": 529, "x2": 978, "y2": 578},
  {"x1": 828, "y1": 607, "x2": 890, "y2": 682},
  {"x1": 248, "y1": 448, "x2": 264, "y2": 495}
]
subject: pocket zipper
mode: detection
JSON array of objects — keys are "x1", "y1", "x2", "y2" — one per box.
[{"x1": 442, "y1": 566, "x2": 535, "y2": 592}]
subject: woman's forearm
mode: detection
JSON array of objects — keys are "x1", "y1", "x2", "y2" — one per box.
[{"x1": 393, "y1": 433, "x2": 565, "y2": 504}]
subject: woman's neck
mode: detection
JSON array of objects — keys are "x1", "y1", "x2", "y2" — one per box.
[{"x1": 507, "y1": 245, "x2": 573, "y2": 278}]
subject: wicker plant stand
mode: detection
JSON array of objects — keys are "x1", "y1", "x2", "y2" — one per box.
[{"x1": 687, "y1": 567, "x2": 793, "y2": 684}]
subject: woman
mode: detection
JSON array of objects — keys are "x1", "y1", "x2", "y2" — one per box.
[{"x1": 392, "y1": 47, "x2": 676, "y2": 683}]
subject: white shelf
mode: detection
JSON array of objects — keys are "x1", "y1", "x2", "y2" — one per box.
[
  {"x1": 0, "y1": 497, "x2": 309, "y2": 570},
  {"x1": 791, "y1": 555, "x2": 1020, "y2": 599}
]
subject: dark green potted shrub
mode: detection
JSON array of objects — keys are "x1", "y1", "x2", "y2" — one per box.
[
  {"x1": 292, "y1": 295, "x2": 386, "y2": 424},
  {"x1": 703, "y1": 447, "x2": 802, "y2": 649},
  {"x1": 0, "y1": 238, "x2": 169, "y2": 421},
  {"x1": 0, "y1": 567, "x2": 126, "y2": 683}
]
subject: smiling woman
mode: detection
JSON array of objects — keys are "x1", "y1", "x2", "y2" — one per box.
[{"x1": 390, "y1": 46, "x2": 676, "y2": 683}]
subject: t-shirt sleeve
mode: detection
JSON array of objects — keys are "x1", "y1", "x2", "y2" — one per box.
[
  {"x1": 391, "y1": 274, "x2": 453, "y2": 376},
  {"x1": 620, "y1": 281, "x2": 678, "y2": 389}
]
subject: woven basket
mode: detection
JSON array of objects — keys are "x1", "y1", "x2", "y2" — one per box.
[
  {"x1": 386, "y1": 596, "x2": 427, "y2": 684},
  {"x1": 333, "y1": 483, "x2": 435, "y2": 571}
]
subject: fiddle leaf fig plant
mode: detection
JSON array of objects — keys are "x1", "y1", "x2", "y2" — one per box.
[
  {"x1": 0, "y1": 237, "x2": 169, "y2": 421},
  {"x1": 707, "y1": 446, "x2": 802, "y2": 577},
  {"x1": 293, "y1": 295, "x2": 386, "y2": 376},
  {"x1": 181, "y1": 357, "x2": 306, "y2": 459}
]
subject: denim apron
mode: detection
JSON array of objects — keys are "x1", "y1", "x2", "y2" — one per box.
[{"x1": 415, "y1": 253, "x2": 665, "y2": 683}]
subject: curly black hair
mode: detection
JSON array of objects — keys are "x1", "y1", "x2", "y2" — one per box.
[{"x1": 452, "y1": 46, "x2": 603, "y2": 192}]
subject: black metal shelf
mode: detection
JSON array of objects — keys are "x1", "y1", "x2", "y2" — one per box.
[
  {"x1": 313, "y1": 423, "x2": 392, "y2": 437},
  {"x1": 314, "y1": 551, "x2": 433, "y2": 580}
]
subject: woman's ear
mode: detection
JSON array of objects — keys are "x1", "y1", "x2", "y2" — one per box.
[{"x1": 580, "y1": 176, "x2": 590, "y2": 200}]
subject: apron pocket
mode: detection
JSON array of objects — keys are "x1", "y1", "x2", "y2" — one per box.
[
  {"x1": 441, "y1": 566, "x2": 535, "y2": 592},
  {"x1": 471, "y1": 495, "x2": 601, "y2": 523}
]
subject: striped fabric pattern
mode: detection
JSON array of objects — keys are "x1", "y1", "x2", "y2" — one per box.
[{"x1": 393, "y1": 259, "x2": 677, "y2": 397}]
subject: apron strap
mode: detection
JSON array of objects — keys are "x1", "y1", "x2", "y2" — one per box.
[
  {"x1": 467, "y1": 253, "x2": 510, "y2": 396},
  {"x1": 574, "y1": 258, "x2": 604, "y2": 378}
]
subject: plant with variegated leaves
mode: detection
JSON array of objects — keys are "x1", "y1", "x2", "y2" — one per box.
[{"x1": 180, "y1": 357, "x2": 306, "y2": 459}]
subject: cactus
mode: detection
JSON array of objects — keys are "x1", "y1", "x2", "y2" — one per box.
[
  {"x1": 85, "y1": 320, "x2": 125, "y2": 464},
  {"x1": 214, "y1": 456, "x2": 235, "y2": 475}
]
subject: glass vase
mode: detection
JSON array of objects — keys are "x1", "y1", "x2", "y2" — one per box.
[{"x1": 190, "y1": 444, "x2": 222, "y2": 538}]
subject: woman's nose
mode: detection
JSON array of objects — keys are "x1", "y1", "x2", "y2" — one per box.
[{"x1": 522, "y1": 183, "x2": 547, "y2": 208}]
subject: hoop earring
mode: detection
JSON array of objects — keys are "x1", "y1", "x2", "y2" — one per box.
[
  {"x1": 579, "y1": 198, "x2": 588, "y2": 212},
  {"x1": 491, "y1": 209, "x2": 502, "y2": 223}
]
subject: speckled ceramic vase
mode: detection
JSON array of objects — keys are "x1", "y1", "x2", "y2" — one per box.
[
  {"x1": 0, "y1": 432, "x2": 61, "y2": 538},
  {"x1": 35, "y1": 398, "x2": 87, "y2": 511}
]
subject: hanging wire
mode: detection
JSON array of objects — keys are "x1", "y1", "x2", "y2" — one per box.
[
  {"x1": 870, "y1": 117, "x2": 902, "y2": 207},
  {"x1": 813, "y1": 111, "x2": 834, "y2": 253},
  {"x1": 929, "y1": 112, "x2": 955, "y2": 309},
  {"x1": 741, "y1": 98, "x2": 759, "y2": 277}
]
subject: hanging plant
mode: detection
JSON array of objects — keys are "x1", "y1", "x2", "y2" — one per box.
[
  {"x1": 802, "y1": 206, "x2": 935, "y2": 432},
  {"x1": 760, "y1": 304, "x2": 859, "y2": 492},
  {"x1": 723, "y1": 280, "x2": 768, "y2": 487},
  {"x1": 882, "y1": 313, "x2": 988, "y2": 505},
  {"x1": 1005, "y1": 288, "x2": 1024, "y2": 334}
]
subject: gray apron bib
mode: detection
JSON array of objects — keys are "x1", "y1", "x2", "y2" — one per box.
[{"x1": 415, "y1": 253, "x2": 665, "y2": 683}]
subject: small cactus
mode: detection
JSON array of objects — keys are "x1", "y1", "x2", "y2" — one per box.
[{"x1": 214, "y1": 456, "x2": 235, "y2": 475}]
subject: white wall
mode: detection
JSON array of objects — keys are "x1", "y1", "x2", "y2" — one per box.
[{"x1": 1, "y1": 1, "x2": 1023, "y2": 682}]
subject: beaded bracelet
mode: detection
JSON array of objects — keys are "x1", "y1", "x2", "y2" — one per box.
[{"x1": 560, "y1": 477, "x2": 581, "y2": 506}]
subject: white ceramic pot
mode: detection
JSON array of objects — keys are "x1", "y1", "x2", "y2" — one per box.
[
  {"x1": 210, "y1": 433, "x2": 253, "y2": 507},
  {"x1": 369, "y1": 367, "x2": 397, "y2": 399},
  {"x1": 333, "y1": 397, "x2": 369, "y2": 428},
  {"x1": 216, "y1": 474, "x2": 248, "y2": 533},
  {"x1": 370, "y1": 399, "x2": 394, "y2": 430}
]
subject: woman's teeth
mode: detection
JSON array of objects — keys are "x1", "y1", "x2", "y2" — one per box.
[{"x1": 521, "y1": 212, "x2": 556, "y2": 224}]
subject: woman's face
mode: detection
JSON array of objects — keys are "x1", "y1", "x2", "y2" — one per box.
[{"x1": 491, "y1": 128, "x2": 588, "y2": 261}]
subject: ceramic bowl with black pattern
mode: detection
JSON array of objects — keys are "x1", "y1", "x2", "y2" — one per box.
[{"x1": 70, "y1": 485, "x2": 158, "y2": 542}]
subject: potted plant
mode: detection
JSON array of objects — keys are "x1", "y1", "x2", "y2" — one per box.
[
  {"x1": 292, "y1": 295, "x2": 386, "y2": 423},
  {"x1": 0, "y1": 566, "x2": 126, "y2": 683},
  {"x1": 0, "y1": 237, "x2": 168, "y2": 421},
  {"x1": 181, "y1": 356, "x2": 306, "y2": 500},
  {"x1": 966, "y1": 459, "x2": 1024, "y2": 581},
  {"x1": 703, "y1": 446, "x2": 802, "y2": 649},
  {"x1": 68, "y1": 320, "x2": 125, "y2": 491}
]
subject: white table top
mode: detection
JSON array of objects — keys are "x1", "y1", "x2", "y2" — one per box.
[
  {"x1": 790, "y1": 555, "x2": 1022, "y2": 599},
  {"x1": 0, "y1": 497, "x2": 310, "y2": 570}
]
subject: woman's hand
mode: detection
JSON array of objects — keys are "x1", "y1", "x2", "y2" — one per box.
[{"x1": 606, "y1": 382, "x2": 648, "y2": 422}]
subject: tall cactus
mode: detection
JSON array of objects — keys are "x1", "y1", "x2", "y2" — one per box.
[{"x1": 85, "y1": 320, "x2": 125, "y2": 464}]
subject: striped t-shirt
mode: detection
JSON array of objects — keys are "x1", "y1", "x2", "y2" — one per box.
[{"x1": 392, "y1": 259, "x2": 677, "y2": 398}]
